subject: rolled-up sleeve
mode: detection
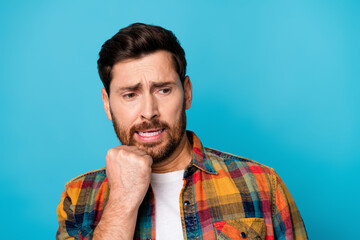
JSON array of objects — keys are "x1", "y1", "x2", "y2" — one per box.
[
  {"x1": 271, "y1": 170, "x2": 308, "y2": 239},
  {"x1": 56, "y1": 182, "x2": 94, "y2": 240}
]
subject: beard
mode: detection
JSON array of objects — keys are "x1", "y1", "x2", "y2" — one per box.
[{"x1": 110, "y1": 104, "x2": 187, "y2": 164}]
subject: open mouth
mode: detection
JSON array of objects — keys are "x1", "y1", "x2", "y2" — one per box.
[{"x1": 135, "y1": 128, "x2": 165, "y2": 140}]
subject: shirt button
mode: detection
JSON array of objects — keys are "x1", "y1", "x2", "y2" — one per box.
[
  {"x1": 184, "y1": 200, "x2": 190, "y2": 206},
  {"x1": 240, "y1": 232, "x2": 246, "y2": 238}
]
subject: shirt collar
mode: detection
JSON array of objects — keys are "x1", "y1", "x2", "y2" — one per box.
[{"x1": 186, "y1": 131, "x2": 217, "y2": 175}]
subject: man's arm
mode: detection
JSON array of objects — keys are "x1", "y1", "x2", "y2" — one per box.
[
  {"x1": 271, "y1": 170, "x2": 308, "y2": 239},
  {"x1": 56, "y1": 181, "x2": 94, "y2": 240},
  {"x1": 56, "y1": 146, "x2": 152, "y2": 240},
  {"x1": 92, "y1": 194, "x2": 139, "y2": 239},
  {"x1": 93, "y1": 146, "x2": 152, "y2": 240}
]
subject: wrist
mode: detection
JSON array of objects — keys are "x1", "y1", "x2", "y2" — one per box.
[{"x1": 107, "y1": 192, "x2": 141, "y2": 214}]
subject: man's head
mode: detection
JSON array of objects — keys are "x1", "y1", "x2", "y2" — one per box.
[
  {"x1": 98, "y1": 23, "x2": 192, "y2": 164},
  {"x1": 97, "y1": 23, "x2": 187, "y2": 96}
]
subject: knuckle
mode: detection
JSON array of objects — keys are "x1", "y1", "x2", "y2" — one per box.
[
  {"x1": 140, "y1": 155, "x2": 152, "y2": 167},
  {"x1": 106, "y1": 149, "x2": 115, "y2": 159},
  {"x1": 117, "y1": 148, "x2": 130, "y2": 158},
  {"x1": 144, "y1": 155, "x2": 153, "y2": 163},
  {"x1": 106, "y1": 147, "x2": 124, "y2": 162}
]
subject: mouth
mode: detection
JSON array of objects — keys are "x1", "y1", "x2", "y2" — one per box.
[{"x1": 135, "y1": 128, "x2": 165, "y2": 141}]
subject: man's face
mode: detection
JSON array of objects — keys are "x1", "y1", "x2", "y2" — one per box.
[{"x1": 102, "y1": 50, "x2": 192, "y2": 163}]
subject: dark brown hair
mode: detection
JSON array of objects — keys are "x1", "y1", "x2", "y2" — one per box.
[{"x1": 97, "y1": 23, "x2": 187, "y2": 95}]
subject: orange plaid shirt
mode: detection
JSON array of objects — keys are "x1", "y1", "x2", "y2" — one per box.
[{"x1": 57, "y1": 131, "x2": 307, "y2": 239}]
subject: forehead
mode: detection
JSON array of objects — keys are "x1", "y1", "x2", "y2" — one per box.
[{"x1": 111, "y1": 50, "x2": 179, "y2": 88}]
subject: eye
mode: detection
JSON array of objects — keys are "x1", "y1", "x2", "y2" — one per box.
[
  {"x1": 158, "y1": 88, "x2": 171, "y2": 95},
  {"x1": 123, "y1": 92, "x2": 137, "y2": 99}
]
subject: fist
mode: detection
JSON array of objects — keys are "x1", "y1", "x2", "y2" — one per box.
[{"x1": 105, "y1": 145, "x2": 153, "y2": 209}]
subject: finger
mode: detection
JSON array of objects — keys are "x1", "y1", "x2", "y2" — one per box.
[
  {"x1": 121, "y1": 145, "x2": 148, "y2": 156},
  {"x1": 134, "y1": 149, "x2": 148, "y2": 156}
]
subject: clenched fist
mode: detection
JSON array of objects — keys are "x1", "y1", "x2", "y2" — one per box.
[
  {"x1": 93, "y1": 145, "x2": 153, "y2": 240},
  {"x1": 105, "y1": 145, "x2": 153, "y2": 209}
]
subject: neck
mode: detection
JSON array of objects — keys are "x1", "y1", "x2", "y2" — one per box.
[{"x1": 151, "y1": 133, "x2": 192, "y2": 173}]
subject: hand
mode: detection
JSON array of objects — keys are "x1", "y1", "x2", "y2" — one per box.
[
  {"x1": 93, "y1": 145, "x2": 152, "y2": 240},
  {"x1": 105, "y1": 145, "x2": 153, "y2": 210}
]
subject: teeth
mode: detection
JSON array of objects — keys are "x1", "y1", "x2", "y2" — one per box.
[{"x1": 138, "y1": 129, "x2": 163, "y2": 137}]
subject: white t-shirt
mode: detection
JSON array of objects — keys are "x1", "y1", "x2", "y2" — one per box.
[{"x1": 151, "y1": 170, "x2": 185, "y2": 240}]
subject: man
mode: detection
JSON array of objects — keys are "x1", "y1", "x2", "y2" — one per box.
[{"x1": 56, "y1": 23, "x2": 307, "y2": 240}]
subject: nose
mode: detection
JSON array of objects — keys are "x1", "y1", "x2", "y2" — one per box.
[{"x1": 141, "y1": 93, "x2": 159, "y2": 120}]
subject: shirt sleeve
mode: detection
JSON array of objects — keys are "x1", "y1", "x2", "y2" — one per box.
[
  {"x1": 271, "y1": 170, "x2": 308, "y2": 240},
  {"x1": 56, "y1": 182, "x2": 94, "y2": 240}
]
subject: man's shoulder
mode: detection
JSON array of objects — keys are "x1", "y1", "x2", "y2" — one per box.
[
  {"x1": 64, "y1": 167, "x2": 107, "y2": 189},
  {"x1": 203, "y1": 147, "x2": 275, "y2": 174}
]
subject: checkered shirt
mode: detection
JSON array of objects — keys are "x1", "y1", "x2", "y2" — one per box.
[{"x1": 57, "y1": 131, "x2": 307, "y2": 239}]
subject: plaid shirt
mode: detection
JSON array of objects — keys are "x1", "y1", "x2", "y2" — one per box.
[{"x1": 57, "y1": 131, "x2": 307, "y2": 240}]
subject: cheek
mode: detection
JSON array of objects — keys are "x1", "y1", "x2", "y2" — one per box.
[
  {"x1": 110, "y1": 100, "x2": 140, "y2": 127},
  {"x1": 159, "y1": 96, "x2": 184, "y2": 123}
]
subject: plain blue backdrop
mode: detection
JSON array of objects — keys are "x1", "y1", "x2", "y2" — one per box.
[{"x1": 0, "y1": 0, "x2": 359, "y2": 239}]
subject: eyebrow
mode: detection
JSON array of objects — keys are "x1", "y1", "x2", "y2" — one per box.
[
  {"x1": 150, "y1": 81, "x2": 174, "y2": 90},
  {"x1": 117, "y1": 81, "x2": 175, "y2": 92},
  {"x1": 118, "y1": 82, "x2": 142, "y2": 92}
]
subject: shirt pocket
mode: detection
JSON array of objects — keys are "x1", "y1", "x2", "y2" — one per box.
[{"x1": 213, "y1": 218, "x2": 265, "y2": 240}]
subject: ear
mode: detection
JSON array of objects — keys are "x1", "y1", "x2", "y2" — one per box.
[
  {"x1": 101, "y1": 88, "x2": 112, "y2": 121},
  {"x1": 183, "y1": 76, "x2": 192, "y2": 110}
]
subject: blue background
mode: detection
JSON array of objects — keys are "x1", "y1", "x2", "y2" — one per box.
[{"x1": 0, "y1": 0, "x2": 359, "y2": 239}]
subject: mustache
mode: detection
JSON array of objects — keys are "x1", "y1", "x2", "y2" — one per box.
[{"x1": 129, "y1": 119, "x2": 169, "y2": 135}]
